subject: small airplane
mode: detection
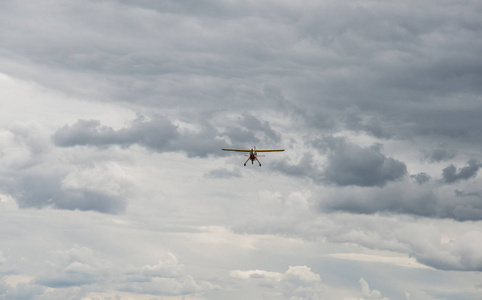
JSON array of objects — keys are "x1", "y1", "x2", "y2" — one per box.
[{"x1": 222, "y1": 146, "x2": 285, "y2": 166}]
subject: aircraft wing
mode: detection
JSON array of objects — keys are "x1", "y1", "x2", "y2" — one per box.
[
  {"x1": 255, "y1": 149, "x2": 285, "y2": 152},
  {"x1": 222, "y1": 148, "x2": 251, "y2": 152}
]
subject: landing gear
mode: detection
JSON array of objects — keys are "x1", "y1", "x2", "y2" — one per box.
[{"x1": 242, "y1": 156, "x2": 262, "y2": 166}]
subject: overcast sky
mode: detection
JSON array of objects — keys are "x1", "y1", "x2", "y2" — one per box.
[{"x1": 1, "y1": 0, "x2": 482, "y2": 299}]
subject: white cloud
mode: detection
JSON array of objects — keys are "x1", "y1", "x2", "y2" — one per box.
[
  {"x1": 359, "y1": 277, "x2": 388, "y2": 300},
  {"x1": 60, "y1": 162, "x2": 133, "y2": 197},
  {"x1": 230, "y1": 265, "x2": 323, "y2": 300},
  {"x1": 230, "y1": 269, "x2": 284, "y2": 281},
  {"x1": 327, "y1": 253, "x2": 432, "y2": 270}
]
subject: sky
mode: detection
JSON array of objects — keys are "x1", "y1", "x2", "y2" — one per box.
[{"x1": 1, "y1": 0, "x2": 482, "y2": 299}]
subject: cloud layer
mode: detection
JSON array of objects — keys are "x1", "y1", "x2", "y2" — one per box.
[{"x1": 1, "y1": 0, "x2": 482, "y2": 299}]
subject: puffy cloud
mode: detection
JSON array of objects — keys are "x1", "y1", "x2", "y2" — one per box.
[
  {"x1": 0, "y1": 279, "x2": 45, "y2": 300},
  {"x1": 121, "y1": 275, "x2": 216, "y2": 297},
  {"x1": 410, "y1": 172, "x2": 431, "y2": 184},
  {"x1": 359, "y1": 277, "x2": 388, "y2": 300},
  {"x1": 119, "y1": 253, "x2": 217, "y2": 296},
  {"x1": 230, "y1": 265, "x2": 323, "y2": 300},
  {"x1": 424, "y1": 148, "x2": 456, "y2": 163},
  {"x1": 273, "y1": 138, "x2": 408, "y2": 187},
  {"x1": 3, "y1": 165, "x2": 130, "y2": 214},
  {"x1": 318, "y1": 180, "x2": 482, "y2": 221},
  {"x1": 230, "y1": 269, "x2": 284, "y2": 281},
  {"x1": 125, "y1": 253, "x2": 183, "y2": 281},
  {"x1": 396, "y1": 226, "x2": 482, "y2": 272},
  {"x1": 321, "y1": 213, "x2": 482, "y2": 272},
  {"x1": 35, "y1": 246, "x2": 110, "y2": 288},
  {"x1": 53, "y1": 115, "x2": 179, "y2": 151},
  {"x1": 442, "y1": 159, "x2": 481, "y2": 183},
  {"x1": 284, "y1": 265, "x2": 321, "y2": 283},
  {"x1": 272, "y1": 153, "x2": 321, "y2": 181},
  {"x1": 239, "y1": 113, "x2": 281, "y2": 144},
  {"x1": 321, "y1": 137, "x2": 407, "y2": 187},
  {"x1": 33, "y1": 246, "x2": 216, "y2": 297},
  {"x1": 0, "y1": 125, "x2": 131, "y2": 214},
  {"x1": 53, "y1": 114, "x2": 282, "y2": 158}
]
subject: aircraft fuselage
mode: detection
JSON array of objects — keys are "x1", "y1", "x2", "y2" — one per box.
[{"x1": 245, "y1": 148, "x2": 261, "y2": 166}]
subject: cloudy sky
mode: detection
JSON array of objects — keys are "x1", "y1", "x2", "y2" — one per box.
[{"x1": 1, "y1": 0, "x2": 482, "y2": 299}]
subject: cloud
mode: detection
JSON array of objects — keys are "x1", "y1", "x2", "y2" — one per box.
[
  {"x1": 273, "y1": 138, "x2": 407, "y2": 187},
  {"x1": 442, "y1": 159, "x2": 480, "y2": 183},
  {"x1": 272, "y1": 153, "x2": 321, "y2": 181},
  {"x1": 120, "y1": 255, "x2": 217, "y2": 296},
  {"x1": 359, "y1": 277, "x2": 388, "y2": 300},
  {"x1": 425, "y1": 148, "x2": 456, "y2": 163},
  {"x1": 229, "y1": 269, "x2": 283, "y2": 281},
  {"x1": 320, "y1": 213, "x2": 482, "y2": 272},
  {"x1": 0, "y1": 125, "x2": 130, "y2": 214},
  {"x1": 396, "y1": 226, "x2": 482, "y2": 272},
  {"x1": 239, "y1": 113, "x2": 281, "y2": 143},
  {"x1": 53, "y1": 114, "x2": 282, "y2": 158},
  {"x1": 35, "y1": 246, "x2": 110, "y2": 288},
  {"x1": 4, "y1": 166, "x2": 129, "y2": 214},
  {"x1": 318, "y1": 181, "x2": 482, "y2": 221},
  {"x1": 2, "y1": 0, "x2": 482, "y2": 298},
  {"x1": 205, "y1": 168, "x2": 242, "y2": 179},
  {"x1": 230, "y1": 265, "x2": 323, "y2": 299},
  {"x1": 125, "y1": 253, "x2": 183, "y2": 281},
  {"x1": 53, "y1": 115, "x2": 179, "y2": 151},
  {"x1": 33, "y1": 246, "x2": 216, "y2": 297},
  {"x1": 321, "y1": 137, "x2": 407, "y2": 187},
  {"x1": 410, "y1": 172, "x2": 431, "y2": 184},
  {"x1": 0, "y1": 279, "x2": 45, "y2": 300},
  {"x1": 328, "y1": 253, "x2": 432, "y2": 270}
]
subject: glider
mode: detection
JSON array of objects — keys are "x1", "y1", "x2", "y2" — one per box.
[{"x1": 222, "y1": 146, "x2": 285, "y2": 166}]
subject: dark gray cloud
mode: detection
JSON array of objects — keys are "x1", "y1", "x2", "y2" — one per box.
[
  {"x1": 319, "y1": 183, "x2": 482, "y2": 221},
  {"x1": 240, "y1": 113, "x2": 280, "y2": 143},
  {"x1": 442, "y1": 159, "x2": 480, "y2": 183},
  {"x1": 53, "y1": 115, "x2": 220, "y2": 157},
  {"x1": 272, "y1": 138, "x2": 407, "y2": 187},
  {"x1": 410, "y1": 172, "x2": 431, "y2": 184},
  {"x1": 222, "y1": 113, "x2": 282, "y2": 148},
  {"x1": 53, "y1": 114, "x2": 282, "y2": 158},
  {"x1": 2, "y1": 0, "x2": 482, "y2": 150},
  {"x1": 425, "y1": 148, "x2": 456, "y2": 163},
  {"x1": 321, "y1": 137, "x2": 407, "y2": 187},
  {"x1": 272, "y1": 153, "x2": 320, "y2": 181},
  {"x1": 53, "y1": 115, "x2": 178, "y2": 151},
  {"x1": 223, "y1": 126, "x2": 258, "y2": 145},
  {"x1": 290, "y1": 3, "x2": 482, "y2": 145},
  {"x1": 3, "y1": 172, "x2": 127, "y2": 214}
]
